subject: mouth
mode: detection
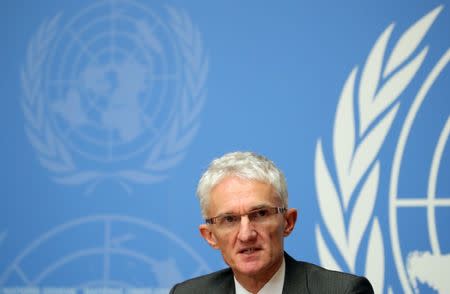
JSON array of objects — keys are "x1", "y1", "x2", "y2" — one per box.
[{"x1": 238, "y1": 247, "x2": 262, "y2": 255}]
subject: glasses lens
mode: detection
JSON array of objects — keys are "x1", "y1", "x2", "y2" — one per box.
[
  {"x1": 210, "y1": 207, "x2": 285, "y2": 231},
  {"x1": 248, "y1": 208, "x2": 270, "y2": 222},
  {"x1": 218, "y1": 215, "x2": 240, "y2": 228}
]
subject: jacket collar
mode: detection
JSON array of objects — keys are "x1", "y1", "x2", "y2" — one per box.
[
  {"x1": 218, "y1": 267, "x2": 235, "y2": 294},
  {"x1": 282, "y1": 252, "x2": 309, "y2": 294},
  {"x1": 223, "y1": 252, "x2": 307, "y2": 294}
]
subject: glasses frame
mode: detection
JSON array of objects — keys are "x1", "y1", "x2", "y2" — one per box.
[{"x1": 205, "y1": 207, "x2": 287, "y2": 225}]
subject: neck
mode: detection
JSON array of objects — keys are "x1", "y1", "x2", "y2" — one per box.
[{"x1": 234, "y1": 258, "x2": 283, "y2": 294}]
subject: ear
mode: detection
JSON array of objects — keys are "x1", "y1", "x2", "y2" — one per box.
[
  {"x1": 283, "y1": 208, "x2": 298, "y2": 237},
  {"x1": 199, "y1": 224, "x2": 220, "y2": 249}
]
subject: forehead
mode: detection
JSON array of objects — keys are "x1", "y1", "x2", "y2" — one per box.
[{"x1": 208, "y1": 176, "x2": 279, "y2": 214}]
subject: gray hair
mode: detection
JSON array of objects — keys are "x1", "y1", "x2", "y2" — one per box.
[{"x1": 197, "y1": 151, "x2": 288, "y2": 218}]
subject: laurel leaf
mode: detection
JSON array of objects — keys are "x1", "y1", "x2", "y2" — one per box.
[
  {"x1": 179, "y1": 42, "x2": 191, "y2": 61},
  {"x1": 26, "y1": 41, "x2": 36, "y2": 72},
  {"x1": 34, "y1": 93, "x2": 45, "y2": 130},
  {"x1": 47, "y1": 13, "x2": 61, "y2": 33},
  {"x1": 24, "y1": 43, "x2": 42, "y2": 106},
  {"x1": 23, "y1": 50, "x2": 42, "y2": 107},
  {"x1": 84, "y1": 180, "x2": 104, "y2": 196},
  {"x1": 149, "y1": 153, "x2": 186, "y2": 171},
  {"x1": 375, "y1": 47, "x2": 427, "y2": 110},
  {"x1": 20, "y1": 71, "x2": 32, "y2": 104},
  {"x1": 179, "y1": 10, "x2": 193, "y2": 42},
  {"x1": 191, "y1": 30, "x2": 202, "y2": 66},
  {"x1": 359, "y1": 24, "x2": 394, "y2": 135},
  {"x1": 145, "y1": 139, "x2": 166, "y2": 165},
  {"x1": 116, "y1": 180, "x2": 132, "y2": 195},
  {"x1": 136, "y1": 4, "x2": 208, "y2": 179},
  {"x1": 350, "y1": 104, "x2": 399, "y2": 193},
  {"x1": 136, "y1": 20, "x2": 163, "y2": 54},
  {"x1": 186, "y1": 32, "x2": 201, "y2": 69},
  {"x1": 25, "y1": 127, "x2": 52, "y2": 157},
  {"x1": 195, "y1": 59, "x2": 209, "y2": 95},
  {"x1": 167, "y1": 117, "x2": 181, "y2": 146},
  {"x1": 117, "y1": 171, "x2": 167, "y2": 183},
  {"x1": 36, "y1": 23, "x2": 47, "y2": 52},
  {"x1": 316, "y1": 225, "x2": 342, "y2": 271},
  {"x1": 334, "y1": 68, "x2": 357, "y2": 209},
  {"x1": 348, "y1": 163, "x2": 379, "y2": 269},
  {"x1": 186, "y1": 93, "x2": 207, "y2": 125},
  {"x1": 166, "y1": 6, "x2": 182, "y2": 26},
  {"x1": 171, "y1": 22, "x2": 190, "y2": 46},
  {"x1": 169, "y1": 123, "x2": 200, "y2": 153},
  {"x1": 25, "y1": 40, "x2": 33, "y2": 64},
  {"x1": 38, "y1": 156, "x2": 73, "y2": 173},
  {"x1": 186, "y1": 58, "x2": 208, "y2": 97},
  {"x1": 314, "y1": 7, "x2": 438, "y2": 282},
  {"x1": 315, "y1": 141, "x2": 348, "y2": 258},
  {"x1": 185, "y1": 67, "x2": 196, "y2": 97},
  {"x1": 44, "y1": 124, "x2": 57, "y2": 155},
  {"x1": 180, "y1": 89, "x2": 189, "y2": 120},
  {"x1": 21, "y1": 99, "x2": 37, "y2": 129},
  {"x1": 22, "y1": 15, "x2": 63, "y2": 175},
  {"x1": 384, "y1": 6, "x2": 442, "y2": 77},
  {"x1": 54, "y1": 172, "x2": 102, "y2": 185},
  {"x1": 55, "y1": 137, "x2": 75, "y2": 169},
  {"x1": 365, "y1": 218, "x2": 384, "y2": 294}
]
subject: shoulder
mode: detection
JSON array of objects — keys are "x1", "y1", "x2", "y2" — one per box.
[
  {"x1": 303, "y1": 261, "x2": 373, "y2": 293},
  {"x1": 285, "y1": 254, "x2": 374, "y2": 293},
  {"x1": 169, "y1": 267, "x2": 234, "y2": 294}
]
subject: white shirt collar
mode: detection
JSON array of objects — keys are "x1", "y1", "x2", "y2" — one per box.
[{"x1": 234, "y1": 257, "x2": 285, "y2": 294}]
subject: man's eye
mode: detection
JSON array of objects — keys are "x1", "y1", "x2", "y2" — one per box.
[
  {"x1": 250, "y1": 209, "x2": 268, "y2": 220},
  {"x1": 223, "y1": 215, "x2": 237, "y2": 223},
  {"x1": 256, "y1": 209, "x2": 269, "y2": 217}
]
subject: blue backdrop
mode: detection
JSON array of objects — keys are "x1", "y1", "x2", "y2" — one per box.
[{"x1": 1, "y1": 1, "x2": 449, "y2": 293}]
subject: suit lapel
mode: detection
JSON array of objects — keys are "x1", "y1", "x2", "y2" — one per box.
[
  {"x1": 282, "y1": 252, "x2": 309, "y2": 294},
  {"x1": 216, "y1": 268, "x2": 236, "y2": 294},
  {"x1": 217, "y1": 253, "x2": 307, "y2": 293}
]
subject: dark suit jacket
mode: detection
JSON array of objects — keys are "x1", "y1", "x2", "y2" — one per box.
[{"x1": 170, "y1": 252, "x2": 374, "y2": 293}]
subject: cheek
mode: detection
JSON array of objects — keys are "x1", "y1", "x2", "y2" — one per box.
[
  {"x1": 216, "y1": 233, "x2": 236, "y2": 252},
  {"x1": 265, "y1": 223, "x2": 285, "y2": 245}
]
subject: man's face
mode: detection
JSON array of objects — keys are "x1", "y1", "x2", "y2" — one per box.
[{"x1": 199, "y1": 176, "x2": 297, "y2": 281}]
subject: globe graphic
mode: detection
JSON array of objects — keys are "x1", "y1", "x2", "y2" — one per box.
[
  {"x1": 0, "y1": 216, "x2": 210, "y2": 290},
  {"x1": 390, "y1": 50, "x2": 450, "y2": 293},
  {"x1": 42, "y1": 0, "x2": 182, "y2": 162}
]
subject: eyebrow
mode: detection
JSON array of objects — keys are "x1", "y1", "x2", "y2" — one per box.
[
  {"x1": 217, "y1": 204, "x2": 273, "y2": 216},
  {"x1": 248, "y1": 204, "x2": 271, "y2": 211}
]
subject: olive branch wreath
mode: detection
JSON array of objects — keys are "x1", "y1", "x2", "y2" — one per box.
[
  {"x1": 21, "y1": 6, "x2": 208, "y2": 193},
  {"x1": 314, "y1": 7, "x2": 442, "y2": 293}
]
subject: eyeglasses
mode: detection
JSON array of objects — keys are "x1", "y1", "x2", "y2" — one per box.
[{"x1": 205, "y1": 207, "x2": 286, "y2": 231}]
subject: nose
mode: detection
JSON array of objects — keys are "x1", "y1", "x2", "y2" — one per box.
[{"x1": 237, "y1": 215, "x2": 257, "y2": 242}]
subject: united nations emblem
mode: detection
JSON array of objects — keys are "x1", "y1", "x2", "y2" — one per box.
[
  {"x1": 0, "y1": 215, "x2": 211, "y2": 291},
  {"x1": 314, "y1": 5, "x2": 447, "y2": 294},
  {"x1": 21, "y1": 1, "x2": 208, "y2": 192},
  {"x1": 389, "y1": 43, "x2": 450, "y2": 294}
]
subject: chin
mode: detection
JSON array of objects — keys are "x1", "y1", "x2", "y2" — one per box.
[{"x1": 235, "y1": 261, "x2": 266, "y2": 276}]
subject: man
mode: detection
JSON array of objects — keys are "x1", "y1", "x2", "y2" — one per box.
[{"x1": 170, "y1": 152, "x2": 374, "y2": 293}]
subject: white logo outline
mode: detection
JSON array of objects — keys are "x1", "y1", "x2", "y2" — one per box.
[
  {"x1": 21, "y1": 3, "x2": 208, "y2": 193},
  {"x1": 389, "y1": 45, "x2": 450, "y2": 294},
  {"x1": 314, "y1": 6, "x2": 442, "y2": 293},
  {"x1": 0, "y1": 215, "x2": 211, "y2": 288}
]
